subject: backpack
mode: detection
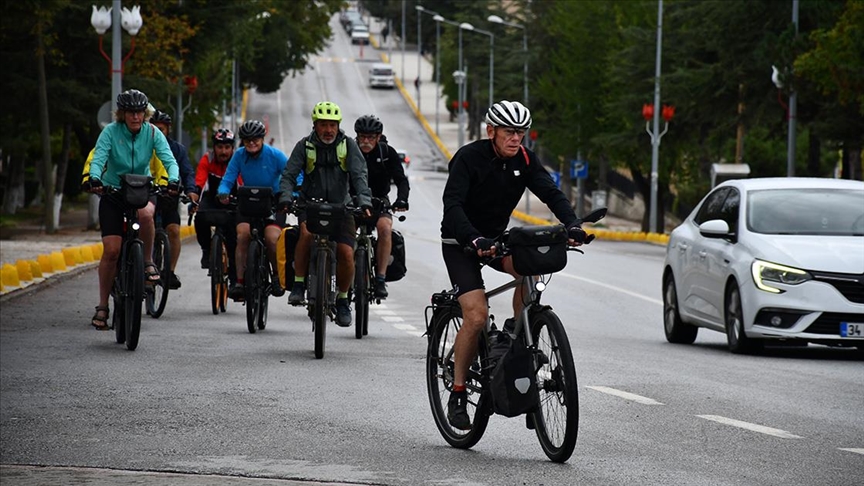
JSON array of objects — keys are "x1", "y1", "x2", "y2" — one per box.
[
  {"x1": 487, "y1": 330, "x2": 539, "y2": 417},
  {"x1": 276, "y1": 225, "x2": 300, "y2": 288},
  {"x1": 385, "y1": 228, "x2": 407, "y2": 282}
]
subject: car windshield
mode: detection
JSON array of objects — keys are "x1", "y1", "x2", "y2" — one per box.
[
  {"x1": 747, "y1": 188, "x2": 864, "y2": 236},
  {"x1": 372, "y1": 67, "x2": 392, "y2": 75}
]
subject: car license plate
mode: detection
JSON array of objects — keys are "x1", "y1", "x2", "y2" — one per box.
[{"x1": 840, "y1": 322, "x2": 863, "y2": 337}]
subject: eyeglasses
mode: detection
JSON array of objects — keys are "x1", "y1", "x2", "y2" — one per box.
[
  {"x1": 242, "y1": 138, "x2": 263, "y2": 146},
  {"x1": 357, "y1": 134, "x2": 379, "y2": 141},
  {"x1": 498, "y1": 128, "x2": 526, "y2": 138}
]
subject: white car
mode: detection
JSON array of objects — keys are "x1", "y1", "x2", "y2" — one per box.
[
  {"x1": 369, "y1": 63, "x2": 395, "y2": 89},
  {"x1": 662, "y1": 177, "x2": 864, "y2": 354},
  {"x1": 350, "y1": 24, "x2": 369, "y2": 45}
]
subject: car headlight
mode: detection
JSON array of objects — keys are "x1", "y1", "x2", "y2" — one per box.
[{"x1": 751, "y1": 260, "x2": 812, "y2": 293}]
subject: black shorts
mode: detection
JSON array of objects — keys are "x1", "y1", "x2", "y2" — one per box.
[
  {"x1": 156, "y1": 195, "x2": 181, "y2": 227},
  {"x1": 299, "y1": 211, "x2": 357, "y2": 247},
  {"x1": 441, "y1": 243, "x2": 506, "y2": 297},
  {"x1": 236, "y1": 212, "x2": 286, "y2": 229},
  {"x1": 99, "y1": 193, "x2": 157, "y2": 238}
]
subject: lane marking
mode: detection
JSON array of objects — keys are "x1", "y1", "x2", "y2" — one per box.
[
  {"x1": 838, "y1": 448, "x2": 864, "y2": 455},
  {"x1": 696, "y1": 415, "x2": 803, "y2": 439},
  {"x1": 586, "y1": 386, "x2": 664, "y2": 405},
  {"x1": 393, "y1": 323, "x2": 417, "y2": 331},
  {"x1": 381, "y1": 316, "x2": 404, "y2": 322},
  {"x1": 557, "y1": 272, "x2": 663, "y2": 306},
  {"x1": 373, "y1": 310, "x2": 397, "y2": 316}
]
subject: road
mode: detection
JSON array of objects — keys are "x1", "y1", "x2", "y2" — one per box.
[{"x1": 2, "y1": 15, "x2": 862, "y2": 486}]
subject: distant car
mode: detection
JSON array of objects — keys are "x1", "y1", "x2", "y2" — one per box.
[
  {"x1": 347, "y1": 19, "x2": 367, "y2": 34},
  {"x1": 351, "y1": 29, "x2": 370, "y2": 45},
  {"x1": 340, "y1": 9, "x2": 361, "y2": 30},
  {"x1": 395, "y1": 148, "x2": 410, "y2": 168},
  {"x1": 369, "y1": 63, "x2": 395, "y2": 89},
  {"x1": 662, "y1": 177, "x2": 864, "y2": 354}
]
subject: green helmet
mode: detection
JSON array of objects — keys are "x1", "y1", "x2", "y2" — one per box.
[{"x1": 312, "y1": 101, "x2": 342, "y2": 123}]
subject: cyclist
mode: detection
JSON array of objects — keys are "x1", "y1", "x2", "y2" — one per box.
[
  {"x1": 217, "y1": 120, "x2": 288, "y2": 300},
  {"x1": 150, "y1": 109, "x2": 199, "y2": 289},
  {"x1": 353, "y1": 115, "x2": 409, "y2": 299},
  {"x1": 87, "y1": 89, "x2": 179, "y2": 330},
  {"x1": 440, "y1": 100, "x2": 587, "y2": 430},
  {"x1": 278, "y1": 101, "x2": 372, "y2": 328},
  {"x1": 194, "y1": 128, "x2": 238, "y2": 288}
]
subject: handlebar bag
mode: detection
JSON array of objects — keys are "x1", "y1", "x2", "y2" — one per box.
[
  {"x1": 507, "y1": 224, "x2": 568, "y2": 276},
  {"x1": 305, "y1": 202, "x2": 346, "y2": 236},
  {"x1": 120, "y1": 174, "x2": 152, "y2": 209},
  {"x1": 196, "y1": 208, "x2": 234, "y2": 227},
  {"x1": 237, "y1": 186, "x2": 273, "y2": 218},
  {"x1": 487, "y1": 330, "x2": 539, "y2": 417}
]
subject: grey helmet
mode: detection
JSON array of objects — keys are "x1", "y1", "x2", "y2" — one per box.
[{"x1": 484, "y1": 100, "x2": 532, "y2": 129}]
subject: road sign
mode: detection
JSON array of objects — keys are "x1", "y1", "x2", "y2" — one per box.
[
  {"x1": 550, "y1": 171, "x2": 561, "y2": 188},
  {"x1": 97, "y1": 101, "x2": 112, "y2": 128},
  {"x1": 570, "y1": 160, "x2": 589, "y2": 179}
]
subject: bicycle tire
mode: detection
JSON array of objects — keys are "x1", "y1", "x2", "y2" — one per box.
[
  {"x1": 112, "y1": 278, "x2": 125, "y2": 344},
  {"x1": 313, "y1": 248, "x2": 329, "y2": 359},
  {"x1": 146, "y1": 231, "x2": 170, "y2": 318},
  {"x1": 210, "y1": 233, "x2": 225, "y2": 315},
  {"x1": 354, "y1": 247, "x2": 369, "y2": 340},
  {"x1": 529, "y1": 309, "x2": 579, "y2": 462},
  {"x1": 257, "y1": 259, "x2": 269, "y2": 330},
  {"x1": 426, "y1": 305, "x2": 490, "y2": 449},
  {"x1": 124, "y1": 240, "x2": 144, "y2": 351},
  {"x1": 245, "y1": 242, "x2": 262, "y2": 334}
]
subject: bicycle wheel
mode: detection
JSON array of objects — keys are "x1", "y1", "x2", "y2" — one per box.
[
  {"x1": 210, "y1": 233, "x2": 226, "y2": 315},
  {"x1": 426, "y1": 305, "x2": 490, "y2": 449},
  {"x1": 124, "y1": 240, "x2": 145, "y2": 351},
  {"x1": 529, "y1": 309, "x2": 579, "y2": 462},
  {"x1": 146, "y1": 231, "x2": 170, "y2": 318},
  {"x1": 313, "y1": 249, "x2": 329, "y2": 359},
  {"x1": 245, "y1": 242, "x2": 262, "y2": 334},
  {"x1": 112, "y1": 278, "x2": 125, "y2": 344},
  {"x1": 257, "y1": 259, "x2": 269, "y2": 330},
  {"x1": 354, "y1": 246, "x2": 369, "y2": 339}
]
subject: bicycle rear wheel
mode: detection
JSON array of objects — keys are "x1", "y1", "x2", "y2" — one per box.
[
  {"x1": 426, "y1": 305, "x2": 490, "y2": 449},
  {"x1": 354, "y1": 247, "x2": 369, "y2": 339},
  {"x1": 112, "y1": 278, "x2": 125, "y2": 344},
  {"x1": 124, "y1": 240, "x2": 144, "y2": 351},
  {"x1": 210, "y1": 233, "x2": 227, "y2": 315},
  {"x1": 146, "y1": 231, "x2": 170, "y2": 318},
  {"x1": 313, "y1": 249, "x2": 329, "y2": 359},
  {"x1": 529, "y1": 309, "x2": 579, "y2": 462},
  {"x1": 245, "y1": 242, "x2": 262, "y2": 333},
  {"x1": 257, "y1": 260, "x2": 269, "y2": 330}
]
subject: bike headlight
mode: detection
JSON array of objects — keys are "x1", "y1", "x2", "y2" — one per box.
[
  {"x1": 131, "y1": 222, "x2": 140, "y2": 231},
  {"x1": 751, "y1": 260, "x2": 811, "y2": 293}
]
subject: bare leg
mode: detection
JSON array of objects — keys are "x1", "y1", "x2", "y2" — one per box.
[
  {"x1": 453, "y1": 289, "x2": 488, "y2": 387},
  {"x1": 97, "y1": 236, "x2": 123, "y2": 308},
  {"x1": 375, "y1": 217, "x2": 392, "y2": 277},
  {"x1": 166, "y1": 223, "x2": 181, "y2": 271},
  {"x1": 336, "y1": 242, "x2": 354, "y2": 293},
  {"x1": 235, "y1": 222, "x2": 251, "y2": 280},
  {"x1": 137, "y1": 202, "x2": 156, "y2": 265},
  {"x1": 293, "y1": 223, "x2": 314, "y2": 279}
]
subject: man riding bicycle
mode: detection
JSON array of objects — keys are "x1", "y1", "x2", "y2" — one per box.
[
  {"x1": 150, "y1": 109, "x2": 199, "y2": 289},
  {"x1": 195, "y1": 128, "x2": 238, "y2": 286},
  {"x1": 352, "y1": 115, "x2": 410, "y2": 299},
  {"x1": 217, "y1": 120, "x2": 288, "y2": 301},
  {"x1": 440, "y1": 100, "x2": 588, "y2": 430},
  {"x1": 86, "y1": 89, "x2": 179, "y2": 330},
  {"x1": 278, "y1": 101, "x2": 373, "y2": 328}
]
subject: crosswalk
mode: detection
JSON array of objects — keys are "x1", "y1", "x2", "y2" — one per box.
[{"x1": 370, "y1": 303, "x2": 424, "y2": 337}]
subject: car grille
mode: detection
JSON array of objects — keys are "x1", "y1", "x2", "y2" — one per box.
[
  {"x1": 803, "y1": 313, "x2": 864, "y2": 335},
  {"x1": 810, "y1": 271, "x2": 864, "y2": 304}
]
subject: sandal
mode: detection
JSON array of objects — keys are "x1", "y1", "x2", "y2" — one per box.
[
  {"x1": 144, "y1": 263, "x2": 161, "y2": 283},
  {"x1": 91, "y1": 306, "x2": 110, "y2": 331}
]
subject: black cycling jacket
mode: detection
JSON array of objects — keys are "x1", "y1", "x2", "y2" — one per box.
[
  {"x1": 441, "y1": 139, "x2": 577, "y2": 246},
  {"x1": 357, "y1": 141, "x2": 409, "y2": 202}
]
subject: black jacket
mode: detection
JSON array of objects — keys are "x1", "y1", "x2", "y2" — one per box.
[
  {"x1": 358, "y1": 141, "x2": 409, "y2": 202},
  {"x1": 441, "y1": 139, "x2": 577, "y2": 246},
  {"x1": 167, "y1": 137, "x2": 196, "y2": 194}
]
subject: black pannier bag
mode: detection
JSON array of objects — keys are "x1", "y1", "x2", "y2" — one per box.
[
  {"x1": 237, "y1": 186, "x2": 273, "y2": 218},
  {"x1": 486, "y1": 330, "x2": 539, "y2": 417},
  {"x1": 120, "y1": 174, "x2": 152, "y2": 209},
  {"x1": 305, "y1": 202, "x2": 346, "y2": 236},
  {"x1": 507, "y1": 224, "x2": 568, "y2": 276},
  {"x1": 385, "y1": 228, "x2": 407, "y2": 282}
]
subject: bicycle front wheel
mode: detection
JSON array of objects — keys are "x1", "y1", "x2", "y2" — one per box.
[
  {"x1": 124, "y1": 240, "x2": 144, "y2": 351},
  {"x1": 425, "y1": 305, "x2": 490, "y2": 449},
  {"x1": 112, "y1": 277, "x2": 125, "y2": 344},
  {"x1": 146, "y1": 231, "x2": 170, "y2": 318},
  {"x1": 257, "y1": 260, "x2": 269, "y2": 330},
  {"x1": 245, "y1": 242, "x2": 262, "y2": 333},
  {"x1": 313, "y1": 249, "x2": 329, "y2": 359},
  {"x1": 529, "y1": 309, "x2": 579, "y2": 462},
  {"x1": 210, "y1": 232, "x2": 227, "y2": 315},
  {"x1": 354, "y1": 247, "x2": 369, "y2": 339}
]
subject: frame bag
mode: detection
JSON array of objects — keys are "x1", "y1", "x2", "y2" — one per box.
[
  {"x1": 120, "y1": 174, "x2": 152, "y2": 209},
  {"x1": 385, "y1": 228, "x2": 407, "y2": 282},
  {"x1": 507, "y1": 224, "x2": 568, "y2": 276},
  {"x1": 487, "y1": 330, "x2": 538, "y2": 417}
]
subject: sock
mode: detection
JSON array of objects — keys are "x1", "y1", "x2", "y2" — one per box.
[
  {"x1": 375, "y1": 274, "x2": 386, "y2": 282},
  {"x1": 453, "y1": 384, "x2": 466, "y2": 393},
  {"x1": 237, "y1": 278, "x2": 244, "y2": 284},
  {"x1": 294, "y1": 276, "x2": 304, "y2": 283},
  {"x1": 337, "y1": 291, "x2": 349, "y2": 299}
]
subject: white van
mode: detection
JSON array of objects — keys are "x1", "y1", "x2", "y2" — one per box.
[{"x1": 369, "y1": 63, "x2": 395, "y2": 89}]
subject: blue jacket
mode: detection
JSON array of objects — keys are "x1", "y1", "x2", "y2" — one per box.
[
  {"x1": 90, "y1": 121, "x2": 179, "y2": 188},
  {"x1": 167, "y1": 137, "x2": 196, "y2": 193},
  {"x1": 218, "y1": 144, "x2": 288, "y2": 196}
]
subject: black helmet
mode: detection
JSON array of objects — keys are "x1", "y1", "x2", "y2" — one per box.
[
  {"x1": 354, "y1": 115, "x2": 383, "y2": 135},
  {"x1": 117, "y1": 89, "x2": 149, "y2": 112},
  {"x1": 238, "y1": 120, "x2": 266, "y2": 140},
  {"x1": 212, "y1": 128, "x2": 235, "y2": 146},
  {"x1": 151, "y1": 109, "x2": 172, "y2": 125}
]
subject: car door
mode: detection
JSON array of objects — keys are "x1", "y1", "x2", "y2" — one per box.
[
  {"x1": 696, "y1": 188, "x2": 741, "y2": 327},
  {"x1": 682, "y1": 187, "x2": 729, "y2": 326}
]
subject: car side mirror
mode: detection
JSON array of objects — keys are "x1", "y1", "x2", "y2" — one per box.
[{"x1": 699, "y1": 219, "x2": 734, "y2": 240}]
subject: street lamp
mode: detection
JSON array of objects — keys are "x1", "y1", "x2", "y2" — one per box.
[
  {"x1": 648, "y1": 0, "x2": 664, "y2": 234},
  {"x1": 417, "y1": 5, "x2": 441, "y2": 133},
  {"x1": 453, "y1": 69, "x2": 466, "y2": 148},
  {"x1": 90, "y1": 2, "x2": 143, "y2": 112},
  {"x1": 487, "y1": 14, "x2": 527, "y2": 106},
  {"x1": 460, "y1": 23, "x2": 494, "y2": 108},
  {"x1": 415, "y1": 5, "x2": 440, "y2": 114}
]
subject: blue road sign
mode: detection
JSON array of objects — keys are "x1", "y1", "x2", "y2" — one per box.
[{"x1": 570, "y1": 160, "x2": 589, "y2": 179}]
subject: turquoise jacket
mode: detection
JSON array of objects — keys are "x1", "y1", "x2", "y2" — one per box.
[{"x1": 90, "y1": 121, "x2": 179, "y2": 188}]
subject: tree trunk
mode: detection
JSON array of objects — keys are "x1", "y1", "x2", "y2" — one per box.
[
  {"x1": 36, "y1": 18, "x2": 56, "y2": 234},
  {"x1": 2, "y1": 155, "x2": 26, "y2": 215},
  {"x1": 53, "y1": 123, "x2": 72, "y2": 229},
  {"x1": 807, "y1": 132, "x2": 820, "y2": 177}
]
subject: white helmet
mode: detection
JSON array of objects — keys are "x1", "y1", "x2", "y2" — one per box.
[{"x1": 485, "y1": 100, "x2": 532, "y2": 129}]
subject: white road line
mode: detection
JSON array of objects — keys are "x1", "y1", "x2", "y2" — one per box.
[
  {"x1": 393, "y1": 324, "x2": 416, "y2": 331},
  {"x1": 381, "y1": 316, "x2": 404, "y2": 322},
  {"x1": 696, "y1": 415, "x2": 803, "y2": 439},
  {"x1": 557, "y1": 273, "x2": 663, "y2": 306},
  {"x1": 838, "y1": 448, "x2": 864, "y2": 455},
  {"x1": 585, "y1": 386, "x2": 664, "y2": 405},
  {"x1": 373, "y1": 310, "x2": 397, "y2": 315}
]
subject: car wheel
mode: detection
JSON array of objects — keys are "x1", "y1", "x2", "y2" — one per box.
[
  {"x1": 663, "y1": 274, "x2": 697, "y2": 344},
  {"x1": 725, "y1": 284, "x2": 763, "y2": 354}
]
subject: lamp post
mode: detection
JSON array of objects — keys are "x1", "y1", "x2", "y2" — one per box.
[
  {"x1": 487, "y1": 14, "x2": 527, "y2": 106},
  {"x1": 453, "y1": 69, "x2": 466, "y2": 148},
  {"x1": 417, "y1": 6, "x2": 441, "y2": 133},
  {"x1": 90, "y1": 2, "x2": 143, "y2": 111},
  {"x1": 460, "y1": 23, "x2": 494, "y2": 108},
  {"x1": 648, "y1": 0, "x2": 664, "y2": 234},
  {"x1": 787, "y1": 0, "x2": 799, "y2": 177}
]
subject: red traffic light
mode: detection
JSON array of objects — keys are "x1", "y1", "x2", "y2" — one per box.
[
  {"x1": 662, "y1": 104, "x2": 676, "y2": 122},
  {"x1": 529, "y1": 129, "x2": 538, "y2": 141},
  {"x1": 184, "y1": 75, "x2": 198, "y2": 95},
  {"x1": 642, "y1": 104, "x2": 654, "y2": 121}
]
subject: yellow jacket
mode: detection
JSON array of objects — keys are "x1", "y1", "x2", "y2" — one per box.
[{"x1": 82, "y1": 148, "x2": 169, "y2": 187}]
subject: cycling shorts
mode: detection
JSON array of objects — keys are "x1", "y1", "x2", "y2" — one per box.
[
  {"x1": 441, "y1": 242, "x2": 506, "y2": 297},
  {"x1": 299, "y1": 211, "x2": 357, "y2": 247},
  {"x1": 237, "y1": 211, "x2": 286, "y2": 229},
  {"x1": 99, "y1": 193, "x2": 157, "y2": 238},
  {"x1": 156, "y1": 195, "x2": 181, "y2": 227}
]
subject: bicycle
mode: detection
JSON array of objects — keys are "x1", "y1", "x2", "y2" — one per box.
[
  {"x1": 196, "y1": 202, "x2": 236, "y2": 315},
  {"x1": 237, "y1": 186, "x2": 277, "y2": 334},
  {"x1": 106, "y1": 174, "x2": 154, "y2": 351},
  {"x1": 146, "y1": 191, "x2": 195, "y2": 318},
  {"x1": 425, "y1": 208, "x2": 606, "y2": 463},
  {"x1": 352, "y1": 198, "x2": 405, "y2": 339}
]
